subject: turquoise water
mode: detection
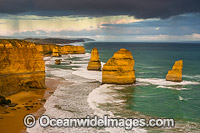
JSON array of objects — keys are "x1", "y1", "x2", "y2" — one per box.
[{"x1": 84, "y1": 42, "x2": 200, "y2": 124}]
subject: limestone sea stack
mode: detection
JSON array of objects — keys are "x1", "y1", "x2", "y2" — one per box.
[
  {"x1": 102, "y1": 48, "x2": 136, "y2": 84},
  {"x1": 166, "y1": 60, "x2": 183, "y2": 82},
  {"x1": 87, "y1": 48, "x2": 101, "y2": 71}
]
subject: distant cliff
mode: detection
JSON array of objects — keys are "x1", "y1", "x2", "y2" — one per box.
[
  {"x1": 61, "y1": 45, "x2": 85, "y2": 54},
  {"x1": 0, "y1": 39, "x2": 45, "y2": 96},
  {"x1": 24, "y1": 38, "x2": 95, "y2": 45},
  {"x1": 35, "y1": 44, "x2": 85, "y2": 55}
]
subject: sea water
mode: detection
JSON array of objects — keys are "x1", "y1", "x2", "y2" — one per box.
[
  {"x1": 83, "y1": 42, "x2": 200, "y2": 132},
  {"x1": 39, "y1": 42, "x2": 200, "y2": 132}
]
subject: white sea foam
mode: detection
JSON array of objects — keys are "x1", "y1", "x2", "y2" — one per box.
[
  {"x1": 70, "y1": 53, "x2": 105, "y2": 82},
  {"x1": 156, "y1": 85, "x2": 188, "y2": 90},
  {"x1": 183, "y1": 75, "x2": 200, "y2": 80},
  {"x1": 70, "y1": 53, "x2": 91, "y2": 59},
  {"x1": 50, "y1": 69, "x2": 72, "y2": 78},
  {"x1": 88, "y1": 84, "x2": 114, "y2": 116},
  {"x1": 72, "y1": 62, "x2": 102, "y2": 82},
  {"x1": 87, "y1": 84, "x2": 147, "y2": 133},
  {"x1": 137, "y1": 78, "x2": 200, "y2": 86},
  {"x1": 179, "y1": 96, "x2": 184, "y2": 101}
]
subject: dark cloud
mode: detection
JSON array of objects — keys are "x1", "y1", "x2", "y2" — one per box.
[
  {"x1": 0, "y1": 0, "x2": 200, "y2": 18},
  {"x1": 102, "y1": 14, "x2": 200, "y2": 28},
  {"x1": 101, "y1": 14, "x2": 200, "y2": 35}
]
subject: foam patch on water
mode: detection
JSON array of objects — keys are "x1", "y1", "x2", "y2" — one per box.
[
  {"x1": 137, "y1": 78, "x2": 200, "y2": 86},
  {"x1": 70, "y1": 53, "x2": 91, "y2": 59},
  {"x1": 73, "y1": 67, "x2": 102, "y2": 82},
  {"x1": 51, "y1": 69, "x2": 72, "y2": 78},
  {"x1": 183, "y1": 75, "x2": 200, "y2": 80},
  {"x1": 72, "y1": 61, "x2": 105, "y2": 82},
  {"x1": 156, "y1": 85, "x2": 188, "y2": 90},
  {"x1": 71, "y1": 53, "x2": 105, "y2": 82}
]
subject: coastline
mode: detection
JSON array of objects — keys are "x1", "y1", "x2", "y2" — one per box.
[
  {"x1": 27, "y1": 54, "x2": 104, "y2": 132},
  {"x1": 1, "y1": 50, "x2": 199, "y2": 133},
  {"x1": 0, "y1": 77, "x2": 62, "y2": 133}
]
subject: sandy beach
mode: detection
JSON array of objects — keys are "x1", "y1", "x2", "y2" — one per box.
[{"x1": 0, "y1": 77, "x2": 63, "y2": 133}]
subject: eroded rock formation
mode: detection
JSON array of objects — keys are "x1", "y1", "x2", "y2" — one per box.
[
  {"x1": 0, "y1": 39, "x2": 45, "y2": 96},
  {"x1": 35, "y1": 44, "x2": 55, "y2": 55},
  {"x1": 166, "y1": 60, "x2": 183, "y2": 82},
  {"x1": 87, "y1": 48, "x2": 101, "y2": 70},
  {"x1": 102, "y1": 48, "x2": 136, "y2": 84},
  {"x1": 36, "y1": 45, "x2": 85, "y2": 55},
  {"x1": 52, "y1": 47, "x2": 61, "y2": 57},
  {"x1": 61, "y1": 45, "x2": 85, "y2": 54}
]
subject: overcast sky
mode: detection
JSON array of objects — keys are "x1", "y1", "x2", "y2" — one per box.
[{"x1": 0, "y1": 0, "x2": 200, "y2": 42}]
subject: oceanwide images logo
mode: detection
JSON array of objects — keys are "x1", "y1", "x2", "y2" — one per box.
[{"x1": 24, "y1": 114, "x2": 175, "y2": 129}]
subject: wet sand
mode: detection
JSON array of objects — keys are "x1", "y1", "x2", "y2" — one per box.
[{"x1": 0, "y1": 77, "x2": 63, "y2": 133}]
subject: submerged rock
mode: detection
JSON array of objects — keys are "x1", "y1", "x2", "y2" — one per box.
[
  {"x1": 166, "y1": 60, "x2": 183, "y2": 82},
  {"x1": 87, "y1": 48, "x2": 101, "y2": 71},
  {"x1": 102, "y1": 48, "x2": 136, "y2": 84},
  {"x1": 55, "y1": 59, "x2": 61, "y2": 65}
]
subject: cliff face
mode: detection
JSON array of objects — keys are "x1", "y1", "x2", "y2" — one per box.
[
  {"x1": 0, "y1": 39, "x2": 45, "y2": 96},
  {"x1": 102, "y1": 48, "x2": 136, "y2": 84},
  {"x1": 35, "y1": 44, "x2": 56, "y2": 55},
  {"x1": 87, "y1": 48, "x2": 101, "y2": 70},
  {"x1": 166, "y1": 60, "x2": 183, "y2": 82},
  {"x1": 61, "y1": 45, "x2": 85, "y2": 54},
  {"x1": 36, "y1": 45, "x2": 85, "y2": 55},
  {"x1": 52, "y1": 47, "x2": 61, "y2": 57}
]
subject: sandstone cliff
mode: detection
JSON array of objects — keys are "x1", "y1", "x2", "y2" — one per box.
[
  {"x1": 166, "y1": 60, "x2": 183, "y2": 82},
  {"x1": 0, "y1": 39, "x2": 45, "y2": 96},
  {"x1": 52, "y1": 47, "x2": 61, "y2": 57},
  {"x1": 61, "y1": 45, "x2": 85, "y2": 54},
  {"x1": 36, "y1": 45, "x2": 85, "y2": 55},
  {"x1": 35, "y1": 44, "x2": 56, "y2": 55},
  {"x1": 102, "y1": 48, "x2": 136, "y2": 84},
  {"x1": 87, "y1": 48, "x2": 101, "y2": 70}
]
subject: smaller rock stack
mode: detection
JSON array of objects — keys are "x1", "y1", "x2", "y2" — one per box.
[
  {"x1": 87, "y1": 48, "x2": 101, "y2": 70},
  {"x1": 166, "y1": 60, "x2": 183, "y2": 82},
  {"x1": 102, "y1": 48, "x2": 136, "y2": 84}
]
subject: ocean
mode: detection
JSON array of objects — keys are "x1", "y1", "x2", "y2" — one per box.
[
  {"x1": 84, "y1": 42, "x2": 200, "y2": 132},
  {"x1": 28, "y1": 42, "x2": 200, "y2": 132}
]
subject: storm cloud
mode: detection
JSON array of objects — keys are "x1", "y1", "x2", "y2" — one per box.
[{"x1": 0, "y1": 0, "x2": 200, "y2": 19}]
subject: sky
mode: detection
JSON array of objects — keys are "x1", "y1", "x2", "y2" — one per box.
[{"x1": 0, "y1": 0, "x2": 200, "y2": 42}]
